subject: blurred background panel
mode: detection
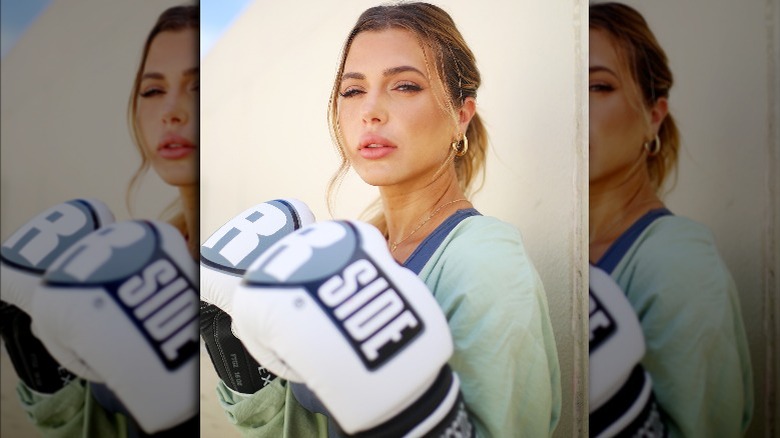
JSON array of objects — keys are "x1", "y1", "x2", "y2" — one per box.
[
  {"x1": 593, "y1": 1, "x2": 779, "y2": 436},
  {"x1": 1, "y1": 1, "x2": 191, "y2": 437}
]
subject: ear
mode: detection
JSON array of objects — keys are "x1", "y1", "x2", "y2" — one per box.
[
  {"x1": 456, "y1": 97, "x2": 477, "y2": 135},
  {"x1": 649, "y1": 96, "x2": 668, "y2": 135}
]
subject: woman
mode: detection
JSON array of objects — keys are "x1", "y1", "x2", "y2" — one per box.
[
  {"x1": 216, "y1": 3, "x2": 561, "y2": 437},
  {"x1": 589, "y1": 3, "x2": 752, "y2": 436},
  {"x1": 127, "y1": 4, "x2": 199, "y2": 259},
  {"x1": 12, "y1": 4, "x2": 199, "y2": 436}
]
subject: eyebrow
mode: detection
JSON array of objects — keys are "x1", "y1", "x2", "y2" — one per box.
[
  {"x1": 589, "y1": 65, "x2": 617, "y2": 76},
  {"x1": 341, "y1": 65, "x2": 426, "y2": 81},
  {"x1": 141, "y1": 67, "x2": 199, "y2": 81}
]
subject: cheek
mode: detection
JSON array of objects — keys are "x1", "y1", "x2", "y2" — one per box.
[
  {"x1": 136, "y1": 101, "x2": 159, "y2": 153},
  {"x1": 415, "y1": 107, "x2": 453, "y2": 150},
  {"x1": 336, "y1": 103, "x2": 360, "y2": 144},
  {"x1": 589, "y1": 98, "x2": 627, "y2": 172},
  {"x1": 590, "y1": 95, "x2": 642, "y2": 151},
  {"x1": 183, "y1": 93, "x2": 198, "y2": 127},
  {"x1": 590, "y1": 97, "x2": 622, "y2": 137}
]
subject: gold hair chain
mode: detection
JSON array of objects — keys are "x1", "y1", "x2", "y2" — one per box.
[{"x1": 390, "y1": 198, "x2": 468, "y2": 253}]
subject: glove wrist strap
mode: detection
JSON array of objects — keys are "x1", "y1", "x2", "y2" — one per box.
[
  {"x1": 344, "y1": 365, "x2": 474, "y2": 438},
  {"x1": 590, "y1": 365, "x2": 667, "y2": 437}
]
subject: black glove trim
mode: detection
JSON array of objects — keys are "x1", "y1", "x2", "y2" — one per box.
[
  {"x1": 0, "y1": 301, "x2": 76, "y2": 394},
  {"x1": 200, "y1": 301, "x2": 276, "y2": 394},
  {"x1": 345, "y1": 364, "x2": 473, "y2": 438},
  {"x1": 590, "y1": 365, "x2": 666, "y2": 437}
]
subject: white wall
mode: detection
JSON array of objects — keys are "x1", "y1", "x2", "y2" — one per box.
[
  {"x1": 0, "y1": 1, "x2": 190, "y2": 436},
  {"x1": 612, "y1": 1, "x2": 779, "y2": 436},
  {"x1": 201, "y1": 0, "x2": 587, "y2": 436}
]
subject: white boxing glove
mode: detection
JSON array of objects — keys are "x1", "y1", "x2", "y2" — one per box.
[
  {"x1": 200, "y1": 198, "x2": 314, "y2": 314},
  {"x1": 1, "y1": 199, "x2": 114, "y2": 314},
  {"x1": 199, "y1": 198, "x2": 314, "y2": 395},
  {"x1": 31, "y1": 220, "x2": 198, "y2": 434},
  {"x1": 232, "y1": 220, "x2": 473, "y2": 436},
  {"x1": 589, "y1": 265, "x2": 665, "y2": 437}
]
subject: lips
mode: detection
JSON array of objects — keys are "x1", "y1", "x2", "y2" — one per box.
[
  {"x1": 157, "y1": 134, "x2": 195, "y2": 160},
  {"x1": 358, "y1": 134, "x2": 396, "y2": 160}
]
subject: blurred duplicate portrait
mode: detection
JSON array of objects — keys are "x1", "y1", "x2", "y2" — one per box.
[
  {"x1": 1, "y1": 1, "x2": 199, "y2": 436},
  {"x1": 199, "y1": 1, "x2": 587, "y2": 437},
  {"x1": 588, "y1": 1, "x2": 778, "y2": 437}
]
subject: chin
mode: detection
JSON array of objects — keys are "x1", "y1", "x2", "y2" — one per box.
[
  {"x1": 351, "y1": 162, "x2": 399, "y2": 187},
  {"x1": 354, "y1": 170, "x2": 396, "y2": 188},
  {"x1": 152, "y1": 164, "x2": 197, "y2": 188},
  {"x1": 163, "y1": 176, "x2": 198, "y2": 188}
]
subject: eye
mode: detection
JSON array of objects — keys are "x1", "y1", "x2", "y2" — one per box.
[
  {"x1": 589, "y1": 82, "x2": 614, "y2": 93},
  {"x1": 339, "y1": 87, "x2": 364, "y2": 98},
  {"x1": 140, "y1": 87, "x2": 164, "y2": 98},
  {"x1": 394, "y1": 81, "x2": 422, "y2": 93},
  {"x1": 190, "y1": 80, "x2": 200, "y2": 92}
]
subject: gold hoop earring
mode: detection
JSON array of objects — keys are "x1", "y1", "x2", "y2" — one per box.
[
  {"x1": 451, "y1": 133, "x2": 468, "y2": 157},
  {"x1": 643, "y1": 134, "x2": 661, "y2": 156}
]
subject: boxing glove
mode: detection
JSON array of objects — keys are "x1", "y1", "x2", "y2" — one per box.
[
  {"x1": 199, "y1": 199, "x2": 315, "y2": 394},
  {"x1": 200, "y1": 198, "x2": 315, "y2": 314},
  {"x1": 0, "y1": 199, "x2": 113, "y2": 394},
  {"x1": 589, "y1": 265, "x2": 665, "y2": 437},
  {"x1": 232, "y1": 220, "x2": 473, "y2": 436},
  {"x1": 31, "y1": 220, "x2": 198, "y2": 434},
  {"x1": 1, "y1": 199, "x2": 114, "y2": 314}
]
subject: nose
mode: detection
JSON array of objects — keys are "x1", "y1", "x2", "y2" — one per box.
[
  {"x1": 360, "y1": 90, "x2": 387, "y2": 125},
  {"x1": 162, "y1": 90, "x2": 189, "y2": 126}
]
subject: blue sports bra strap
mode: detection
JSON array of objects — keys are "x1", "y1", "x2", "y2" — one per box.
[
  {"x1": 404, "y1": 208, "x2": 481, "y2": 275},
  {"x1": 596, "y1": 208, "x2": 673, "y2": 275}
]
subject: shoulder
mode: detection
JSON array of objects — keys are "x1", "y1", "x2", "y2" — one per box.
[
  {"x1": 421, "y1": 215, "x2": 545, "y2": 311},
  {"x1": 440, "y1": 215, "x2": 530, "y2": 262},
  {"x1": 619, "y1": 215, "x2": 732, "y2": 287},
  {"x1": 614, "y1": 214, "x2": 738, "y2": 327},
  {"x1": 634, "y1": 215, "x2": 720, "y2": 255},
  {"x1": 436, "y1": 215, "x2": 536, "y2": 278}
]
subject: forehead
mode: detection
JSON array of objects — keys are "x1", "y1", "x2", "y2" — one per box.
[
  {"x1": 589, "y1": 28, "x2": 623, "y2": 70},
  {"x1": 344, "y1": 28, "x2": 428, "y2": 73},
  {"x1": 144, "y1": 29, "x2": 197, "y2": 72}
]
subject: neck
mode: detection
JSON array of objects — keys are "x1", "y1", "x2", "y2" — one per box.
[
  {"x1": 381, "y1": 167, "x2": 469, "y2": 262},
  {"x1": 589, "y1": 165, "x2": 663, "y2": 262},
  {"x1": 178, "y1": 184, "x2": 199, "y2": 259}
]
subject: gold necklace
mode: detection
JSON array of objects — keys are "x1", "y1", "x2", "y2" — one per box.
[{"x1": 390, "y1": 198, "x2": 468, "y2": 253}]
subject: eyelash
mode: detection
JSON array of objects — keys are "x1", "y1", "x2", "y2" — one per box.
[
  {"x1": 339, "y1": 82, "x2": 423, "y2": 98},
  {"x1": 395, "y1": 81, "x2": 422, "y2": 92},
  {"x1": 589, "y1": 83, "x2": 614, "y2": 92},
  {"x1": 339, "y1": 88, "x2": 363, "y2": 98},
  {"x1": 140, "y1": 88, "x2": 164, "y2": 98},
  {"x1": 139, "y1": 82, "x2": 199, "y2": 98}
]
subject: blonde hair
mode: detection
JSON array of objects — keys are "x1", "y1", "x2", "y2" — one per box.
[
  {"x1": 327, "y1": 2, "x2": 487, "y2": 234},
  {"x1": 590, "y1": 2, "x2": 679, "y2": 192},
  {"x1": 126, "y1": 5, "x2": 198, "y2": 233}
]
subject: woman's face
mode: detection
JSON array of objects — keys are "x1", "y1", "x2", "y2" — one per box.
[
  {"x1": 137, "y1": 28, "x2": 198, "y2": 187},
  {"x1": 337, "y1": 28, "x2": 465, "y2": 189},
  {"x1": 589, "y1": 29, "x2": 663, "y2": 188}
]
